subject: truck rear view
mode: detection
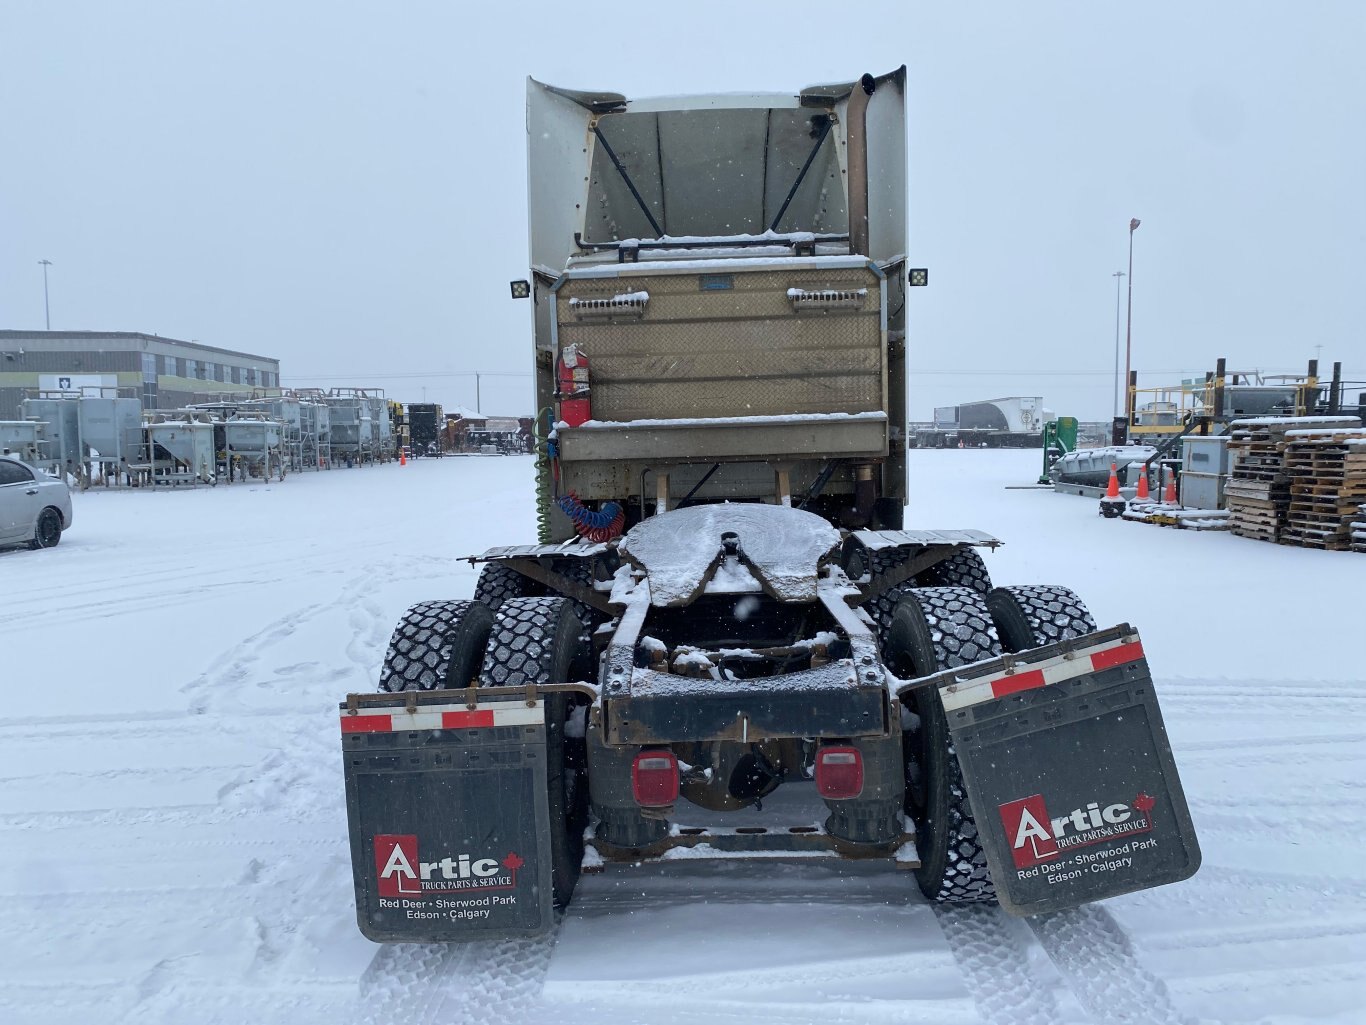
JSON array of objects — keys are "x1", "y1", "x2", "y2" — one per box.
[{"x1": 340, "y1": 68, "x2": 1200, "y2": 943}]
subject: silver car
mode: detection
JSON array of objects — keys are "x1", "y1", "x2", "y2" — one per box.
[{"x1": 0, "y1": 455, "x2": 73, "y2": 550}]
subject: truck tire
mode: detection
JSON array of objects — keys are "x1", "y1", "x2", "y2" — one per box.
[
  {"x1": 885, "y1": 586, "x2": 1001, "y2": 904},
  {"x1": 479, "y1": 597, "x2": 589, "y2": 911},
  {"x1": 862, "y1": 547, "x2": 920, "y2": 646},
  {"x1": 377, "y1": 600, "x2": 494, "y2": 692},
  {"x1": 916, "y1": 546, "x2": 992, "y2": 594},
  {"x1": 987, "y1": 585, "x2": 1097, "y2": 652},
  {"x1": 549, "y1": 556, "x2": 605, "y2": 635},
  {"x1": 862, "y1": 546, "x2": 992, "y2": 647},
  {"x1": 473, "y1": 562, "x2": 542, "y2": 610}
]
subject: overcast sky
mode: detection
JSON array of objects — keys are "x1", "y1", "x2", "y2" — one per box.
[{"x1": 2, "y1": 1, "x2": 1363, "y2": 419}]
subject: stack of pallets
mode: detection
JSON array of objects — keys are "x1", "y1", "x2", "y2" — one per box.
[
  {"x1": 1225, "y1": 417, "x2": 1361, "y2": 544},
  {"x1": 1282, "y1": 429, "x2": 1366, "y2": 549},
  {"x1": 1351, "y1": 439, "x2": 1366, "y2": 554}
]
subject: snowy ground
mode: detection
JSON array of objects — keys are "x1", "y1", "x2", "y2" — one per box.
[{"x1": 2, "y1": 451, "x2": 1362, "y2": 1025}]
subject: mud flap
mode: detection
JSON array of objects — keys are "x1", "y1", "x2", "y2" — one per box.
[
  {"x1": 929, "y1": 625, "x2": 1200, "y2": 916},
  {"x1": 340, "y1": 695, "x2": 555, "y2": 941}
]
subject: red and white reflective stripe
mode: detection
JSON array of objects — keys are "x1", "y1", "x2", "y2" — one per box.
[
  {"x1": 340, "y1": 701, "x2": 544, "y2": 734},
  {"x1": 939, "y1": 636, "x2": 1145, "y2": 712}
]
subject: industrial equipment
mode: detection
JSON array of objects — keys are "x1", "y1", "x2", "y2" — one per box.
[{"x1": 1038, "y1": 416, "x2": 1077, "y2": 483}]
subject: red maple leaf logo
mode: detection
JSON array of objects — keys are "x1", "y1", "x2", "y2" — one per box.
[
  {"x1": 502, "y1": 851, "x2": 524, "y2": 871},
  {"x1": 1134, "y1": 793, "x2": 1156, "y2": 813}
]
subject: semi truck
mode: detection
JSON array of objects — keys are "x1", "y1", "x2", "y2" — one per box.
[{"x1": 340, "y1": 68, "x2": 1200, "y2": 942}]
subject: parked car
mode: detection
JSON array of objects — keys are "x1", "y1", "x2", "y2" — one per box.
[{"x1": 0, "y1": 455, "x2": 72, "y2": 550}]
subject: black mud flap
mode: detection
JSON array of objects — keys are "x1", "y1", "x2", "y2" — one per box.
[
  {"x1": 340, "y1": 693, "x2": 554, "y2": 942},
  {"x1": 928, "y1": 625, "x2": 1200, "y2": 916}
]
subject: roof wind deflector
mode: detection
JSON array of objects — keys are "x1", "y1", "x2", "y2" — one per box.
[{"x1": 541, "y1": 82, "x2": 628, "y2": 114}]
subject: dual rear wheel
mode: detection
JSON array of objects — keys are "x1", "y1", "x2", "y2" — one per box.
[
  {"x1": 376, "y1": 594, "x2": 589, "y2": 911},
  {"x1": 374, "y1": 561, "x2": 1098, "y2": 912},
  {"x1": 883, "y1": 582, "x2": 1098, "y2": 904}
]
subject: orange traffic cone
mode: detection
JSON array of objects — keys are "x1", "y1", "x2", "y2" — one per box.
[
  {"x1": 1099, "y1": 462, "x2": 1125, "y2": 518},
  {"x1": 400, "y1": 450, "x2": 407, "y2": 466},
  {"x1": 1164, "y1": 468, "x2": 1178, "y2": 505},
  {"x1": 1135, "y1": 466, "x2": 1150, "y2": 501}
]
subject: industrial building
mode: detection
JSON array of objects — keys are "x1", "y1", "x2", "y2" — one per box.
[{"x1": 0, "y1": 331, "x2": 281, "y2": 420}]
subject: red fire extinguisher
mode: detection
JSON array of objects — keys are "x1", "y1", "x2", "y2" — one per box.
[{"x1": 556, "y1": 344, "x2": 591, "y2": 427}]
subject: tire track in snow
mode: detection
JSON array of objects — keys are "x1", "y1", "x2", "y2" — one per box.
[
  {"x1": 354, "y1": 930, "x2": 562, "y2": 1025},
  {"x1": 933, "y1": 904, "x2": 1058, "y2": 1025},
  {"x1": 1028, "y1": 904, "x2": 1198, "y2": 1025},
  {"x1": 1177, "y1": 731, "x2": 1366, "y2": 754}
]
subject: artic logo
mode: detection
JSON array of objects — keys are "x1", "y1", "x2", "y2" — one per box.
[
  {"x1": 373, "y1": 835, "x2": 525, "y2": 902},
  {"x1": 999, "y1": 792, "x2": 1157, "y2": 868},
  {"x1": 998, "y1": 795, "x2": 1061, "y2": 869},
  {"x1": 375, "y1": 835, "x2": 423, "y2": 898}
]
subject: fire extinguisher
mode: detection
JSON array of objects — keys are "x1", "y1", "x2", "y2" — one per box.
[{"x1": 556, "y1": 344, "x2": 591, "y2": 427}]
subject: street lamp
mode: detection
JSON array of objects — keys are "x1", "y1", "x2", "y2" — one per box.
[
  {"x1": 1123, "y1": 218, "x2": 1140, "y2": 433},
  {"x1": 1111, "y1": 270, "x2": 1126, "y2": 419},
  {"x1": 38, "y1": 259, "x2": 52, "y2": 330}
]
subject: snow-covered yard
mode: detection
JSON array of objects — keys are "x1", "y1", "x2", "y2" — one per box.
[{"x1": 2, "y1": 450, "x2": 1361, "y2": 1025}]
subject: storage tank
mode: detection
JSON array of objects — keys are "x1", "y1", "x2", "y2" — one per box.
[
  {"x1": 1050, "y1": 445, "x2": 1157, "y2": 488},
  {"x1": 78, "y1": 397, "x2": 144, "y2": 463},
  {"x1": 0, "y1": 420, "x2": 44, "y2": 463},
  {"x1": 21, "y1": 396, "x2": 82, "y2": 471},
  {"x1": 147, "y1": 417, "x2": 217, "y2": 483}
]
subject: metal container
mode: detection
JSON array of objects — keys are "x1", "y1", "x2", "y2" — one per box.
[
  {"x1": 1050, "y1": 445, "x2": 1156, "y2": 488},
  {"x1": 147, "y1": 419, "x2": 217, "y2": 482},
  {"x1": 0, "y1": 420, "x2": 44, "y2": 463},
  {"x1": 21, "y1": 396, "x2": 82, "y2": 471},
  {"x1": 224, "y1": 417, "x2": 281, "y2": 457},
  {"x1": 1180, "y1": 435, "x2": 1231, "y2": 510},
  {"x1": 78, "y1": 397, "x2": 144, "y2": 464}
]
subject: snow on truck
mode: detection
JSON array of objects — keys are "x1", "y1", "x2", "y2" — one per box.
[{"x1": 341, "y1": 68, "x2": 1200, "y2": 941}]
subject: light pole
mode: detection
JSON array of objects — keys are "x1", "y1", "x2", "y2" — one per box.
[
  {"x1": 38, "y1": 260, "x2": 52, "y2": 329},
  {"x1": 476, "y1": 372, "x2": 482, "y2": 414},
  {"x1": 1112, "y1": 270, "x2": 1126, "y2": 418},
  {"x1": 1123, "y1": 218, "x2": 1140, "y2": 430}
]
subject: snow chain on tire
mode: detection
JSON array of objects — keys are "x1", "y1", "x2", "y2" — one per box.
[
  {"x1": 886, "y1": 586, "x2": 1001, "y2": 904},
  {"x1": 986, "y1": 584, "x2": 1097, "y2": 652},
  {"x1": 377, "y1": 600, "x2": 494, "y2": 693}
]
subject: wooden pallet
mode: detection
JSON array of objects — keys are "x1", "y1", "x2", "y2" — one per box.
[
  {"x1": 1272, "y1": 426, "x2": 1366, "y2": 551},
  {"x1": 1285, "y1": 536, "x2": 1354, "y2": 551},
  {"x1": 1231, "y1": 525, "x2": 1279, "y2": 543}
]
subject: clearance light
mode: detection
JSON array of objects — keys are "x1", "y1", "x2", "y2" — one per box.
[
  {"x1": 632, "y1": 750, "x2": 680, "y2": 808},
  {"x1": 815, "y1": 747, "x2": 864, "y2": 800}
]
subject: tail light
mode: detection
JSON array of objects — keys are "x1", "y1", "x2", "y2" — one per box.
[
  {"x1": 632, "y1": 750, "x2": 679, "y2": 807},
  {"x1": 815, "y1": 746, "x2": 864, "y2": 800}
]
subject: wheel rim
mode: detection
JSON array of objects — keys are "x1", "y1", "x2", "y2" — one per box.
[{"x1": 38, "y1": 512, "x2": 59, "y2": 546}]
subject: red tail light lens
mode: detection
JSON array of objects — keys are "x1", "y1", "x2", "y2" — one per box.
[
  {"x1": 632, "y1": 750, "x2": 679, "y2": 807},
  {"x1": 815, "y1": 747, "x2": 864, "y2": 800}
]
